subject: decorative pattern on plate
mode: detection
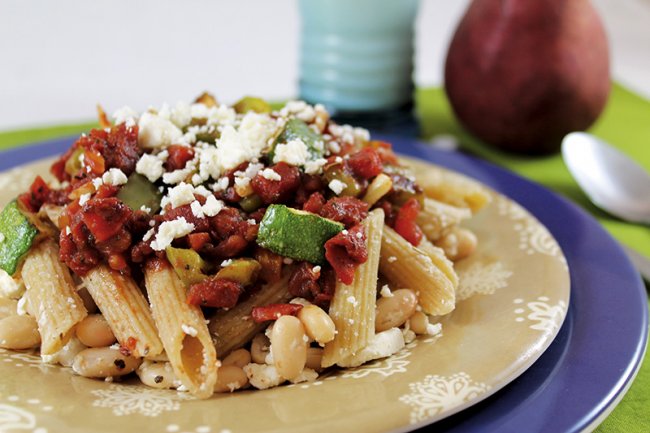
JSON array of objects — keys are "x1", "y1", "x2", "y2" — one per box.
[
  {"x1": 496, "y1": 196, "x2": 562, "y2": 258},
  {"x1": 456, "y1": 260, "x2": 513, "y2": 301},
  {"x1": 399, "y1": 373, "x2": 491, "y2": 424},
  {"x1": 0, "y1": 404, "x2": 38, "y2": 432},
  {"x1": 165, "y1": 423, "x2": 219, "y2": 433},
  {"x1": 514, "y1": 297, "x2": 567, "y2": 332},
  {"x1": 339, "y1": 348, "x2": 412, "y2": 379},
  {"x1": 91, "y1": 385, "x2": 193, "y2": 417}
]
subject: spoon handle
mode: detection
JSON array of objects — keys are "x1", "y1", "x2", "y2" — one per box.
[{"x1": 621, "y1": 244, "x2": 650, "y2": 283}]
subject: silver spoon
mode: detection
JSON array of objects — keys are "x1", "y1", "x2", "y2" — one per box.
[{"x1": 562, "y1": 132, "x2": 650, "y2": 281}]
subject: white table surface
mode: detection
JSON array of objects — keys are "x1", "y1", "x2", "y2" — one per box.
[{"x1": 0, "y1": 0, "x2": 648, "y2": 131}]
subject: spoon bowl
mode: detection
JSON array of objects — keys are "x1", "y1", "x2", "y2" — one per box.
[{"x1": 561, "y1": 132, "x2": 650, "y2": 225}]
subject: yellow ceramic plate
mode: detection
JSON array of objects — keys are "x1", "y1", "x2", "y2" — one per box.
[{"x1": 0, "y1": 156, "x2": 570, "y2": 433}]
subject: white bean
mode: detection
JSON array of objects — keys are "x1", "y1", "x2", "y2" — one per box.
[
  {"x1": 0, "y1": 315, "x2": 40, "y2": 349},
  {"x1": 72, "y1": 347, "x2": 141, "y2": 378},
  {"x1": 375, "y1": 289, "x2": 418, "y2": 332},
  {"x1": 76, "y1": 314, "x2": 116, "y2": 347},
  {"x1": 137, "y1": 360, "x2": 178, "y2": 389},
  {"x1": 408, "y1": 311, "x2": 430, "y2": 335},
  {"x1": 270, "y1": 315, "x2": 307, "y2": 380},
  {"x1": 297, "y1": 305, "x2": 336, "y2": 344},
  {"x1": 0, "y1": 297, "x2": 18, "y2": 319},
  {"x1": 436, "y1": 227, "x2": 477, "y2": 261},
  {"x1": 222, "y1": 348, "x2": 251, "y2": 368},
  {"x1": 214, "y1": 365, "x2": 249, "y2": 392},
  {"x1": 305, "y1": 347, "x2": 324, "y2": 372},
  {"x1": 250, "y1": 333, "x2": 270, "y2": 364}
]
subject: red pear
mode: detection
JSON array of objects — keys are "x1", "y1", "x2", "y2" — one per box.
[{"x1": 444, "y1": 0, "x2": 611, "y2": 154}]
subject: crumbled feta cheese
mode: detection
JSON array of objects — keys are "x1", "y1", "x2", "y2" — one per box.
[
  {"x1": 387, "y1": 256, "x2": 397, "y2": 263},
  {"x1": 279, "y1": 100, "x2": 316, "y2": 123},
  {"x1": 193, "y1": 185, "x2": 210, "y2": 197},
  {"x1": 328, "y1": 179, "x2": 346, "y2": 195},
  {"x1": 112, "y1": 106, "x2": 138, "y2": 125},
  {"x1": 221, "y1": 259, "x2": 233, "y2": 267},
  {"x1": 190, "y1": 201, "x2": 205, "y2": 218},
  {"x1": 181, "y1": 324, "x2": 198, "y2": 337},
  {"x1": 78, "y1": 193, "x2": 91, "y2": 206},
  {"x1": 65, "y1": 226, "x2": 71, "y2": 235},
  {"x1": 243, "y1": 363, "x2": 284, "y2": 390},
  {"x1": 198, "y1": 146, "x2": 222, "y2": 181},
  {"x1": 380, "y1": 285, "x2": 393, "y2": 297},
  {"x1": 312, "y1": 266, "x2": 321, "y2": 274},
  {"x1": 170, "y1": 101, "x2": 192, "y2": 128},
  {"x1": 138, "y1": 112, "x2": 183, "y2": 149},
  {"x1": 288, "y1": 367, "x2": 319, "y2": 384},
  {"x1": 211, "y1": 177, "x2": 230, "y2": 192},
  {"x1": 304, "y1": 158, "x2": 328, "y2": 175},
  {"x1": 202, "y1": 195, "x2": 224, "y2": 217},
  {"x1": 426, "y1": 323, "x2": 443, "y2": 336},
  {"x1": 102, "y1": 168, "x2": 128, "y2": 186},
  {"x1": 167, "y1": 183, "x2": 195, "y2": 208},
  {"x1": 140, "y1": 205, "x2": 151, "y2": 213},
  {"x1": 92, "y1": 177, "x2": 104, "y2": 189},
  {"x1": 162, "y1": 156, "x2": 197, "y2": 185},
  {"x1": 328, "y1": 141, "x2": 341, "y2": 154},
  {"x1": 136, "y1": 154, "x2": 165, "y2": 182},
  {"x1": 273, "y1": 139, "x2": 310, "y2": 166},
  {"x1": 260, "y1": 168, "x2": 281, "y2": 181},
  {"x1": 150, "y1": 218, "x2": 195, "y2": 251},
  {"x1": 338, "y1": 328, "x2": 405, "y2": 368}
]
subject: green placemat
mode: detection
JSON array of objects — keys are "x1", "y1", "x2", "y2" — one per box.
[{"x1": 0, "y1": 84, "x2": 648, "y2": 431}]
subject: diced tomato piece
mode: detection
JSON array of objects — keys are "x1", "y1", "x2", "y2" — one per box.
[
  {"x1": 81, "y1": 197, "x2": 132, "y2": 243},
  {"x1": 302, "y1": 192, "x2": 326, "y2": 214},
  {"x1": 251, "y1": 162, "x2": 301, "y2": 204},
  {"x1": 346, "y1": 148, "x2": 383, "y2": 179},
  {"x1": 394, "y1": 198, "x2": 423, "y2": 246},
  {"x1": 188, "y1": 232, "x2": 211, "y2": 251},
  {"x1": 368, "y1": 140, "x2": 399, "y2": 165},
  {"x1": 187, "y1": 277, "x2": 243, "y2": 308},
  {"x1": 325, "y1": 224, "x2": 368, "y2": 284},
  {"x1": 288, "y1": 262, "x2": 321, "y2": 299},
  {"x1": 251, "y1": 303, "x2": 303, "y2": 323},
  {"x1": 166, "y1": 145, "x2": 195, "y2": 171},
  {"x1": 320, "y1": 197, "x2": 369, "y2": 228}
]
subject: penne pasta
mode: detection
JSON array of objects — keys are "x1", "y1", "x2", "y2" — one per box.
[
  {"x1": 21, "y1": 239, "x2": 87, "y2": 355},
  {"x1": 322, "y1": 208, "x2": 384, "y2": 368},
  {"x1": 144, "y1": 258, "x2": 217, "y2": 398},
  {"x1": 208, "y1": 273, "x2": 292, "y2": 356},
  {"x1": 417, "y1": 237, "x2": 459, "y2": 290},
  {"x1": 82, "y1": 265, "x2": 163, "y2": 358},
  {"x1": 380, "y1": 226, "x2": 455, "y2": 316},
  {"x1": 416, "y1": 197, "x2": 472, "y2": 242},
  {"x1": 412, "y1": 164, "x2": 491, "y2": 213}
]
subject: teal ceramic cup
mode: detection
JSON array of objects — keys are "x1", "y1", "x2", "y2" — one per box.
[{"x1": 299, "y1": 0, "x2": 420, "y2": 114}]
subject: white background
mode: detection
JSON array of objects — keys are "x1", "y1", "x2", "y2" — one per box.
[{"x1": 1, "y1": 0, "x2": 649, "y2": 131}]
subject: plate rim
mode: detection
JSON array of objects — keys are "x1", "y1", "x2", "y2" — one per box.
[{"x1": 0, "y1": 135, "x2": 647, "y2": 433}]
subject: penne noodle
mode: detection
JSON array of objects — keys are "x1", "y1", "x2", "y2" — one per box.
[
  {"x1": 82, "y1": 265, "x2": 163, "y2": 358},
  {"x1": 144, "y1": 258, "x2": 217, "y2": 398},
  {"x1": 416, "y1": 197, "x2": 472, "y2": 242},
  {"x1": 208, "y1": 273, "x2": 292, "y2": 356},
  {"x1": 21, "y1": 239, "x2": 87, "y2": 355},
  {"x1": 412, "y1": 164, "x2": 491, "y2": 213},
  {"x1": 417, "y1": 237, "x2": 459, "y2": 290},
  {"x1": 322, "y1": 208, "x2": 384, "y2": 368},
  {"x1": 380, "y1": 226, "x2": 455, "y2": 316}
]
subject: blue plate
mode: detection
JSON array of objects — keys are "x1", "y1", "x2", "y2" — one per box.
[{"x1": 0, "y1": 136, "x2": 647, "y2": 433}]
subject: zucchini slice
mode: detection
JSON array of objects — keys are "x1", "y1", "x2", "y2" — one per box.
[
  {"x1": 0, "y1": 200, "x2": 39, "y2": 275},
  {"x1": 256, "y1": 204, "x2": 343, "y2": 265}
]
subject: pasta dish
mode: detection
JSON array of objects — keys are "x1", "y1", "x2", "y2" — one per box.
[{"x1": 0, "y1": 94, "x2": 489, "y2": 398}]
